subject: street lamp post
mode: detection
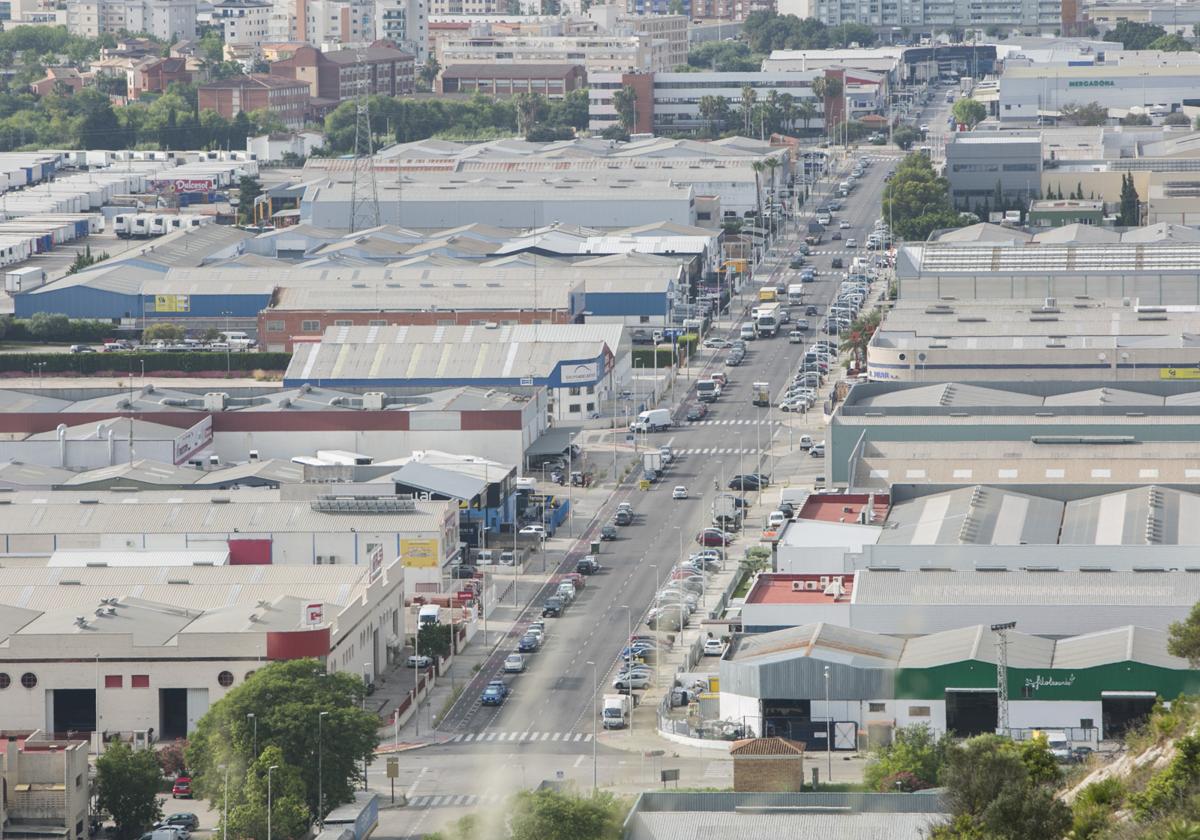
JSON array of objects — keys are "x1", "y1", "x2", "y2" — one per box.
[
  {"x1": 586, "y1": 660, "x2": 598, "y2": 791},
  {"x1": 220, "y1": 763, "x2": 229, "y2": 840},
  {"x1": 567, "y1": 432, "x2": 576, "y2": 536},
  {"x1": 221, "y1": 311, "x2": 232, "y2": 375},
  {"x1": 824, "y1": 665, "x2": 832, "y2": 783},
  {"x1": 647, "y1": 564, "x2": 660, "y2": 690},
  {"x1": 317, "y1": 711, "x2": 329, "y2": 825},
  {"x1": 247, "y1": 712, "x2": 257, "y2": 759},
  {"x1": 620, "y1": 604, "x2": 633, "y2": 738},
  {"x1": 267, "y1": 765, "x2": 279, "y2": 840}
]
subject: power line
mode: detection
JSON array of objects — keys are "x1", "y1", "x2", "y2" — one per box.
[
  {"x1": 348, "y1": 48, "x2": 380, "y2": 232},
  {"x1": 991, "y1": 621, "x2": 1016, "y2": 734}
]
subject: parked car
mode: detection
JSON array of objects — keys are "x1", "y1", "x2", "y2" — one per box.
[
  {"x1": 686, "y1": 404, "x2": 708, "y2": 421},
  {"x1": 450, "y1": 565, "x2": 478, "y2": 580},
  {"x1": 504, "y1": 653, "x2": 526, "y2": 673},
  {"x1": 576, "y1": 555, "x2": 601, "y2": 574},
  {"x1": 703, "y1": 638, "x2": 726, "y2": 656},
  {"x1": 600, "y1": 524, "x2": 617, "y2": 540},
  {"x1": 728, "y1": 474, "x2": 763, "y2": 491},
  {"x1": 160, "y1": 815, "x2": 199, "y2": 832},
  {"x1": 171, "y1": 778, "x2": 193, "y2": 799},
  {"x1": 696, "y1": 528, "x2": 734, "y2": 546},
  {"x1": 613, "y1": 672, "x2": 652, "y2": 691},
  {"x1": 481, "y1": 684, "x2": 507, "y2": 706},
  {"x1": 703, "y1": 338, "x2": 732, "y2": 349},
  {"x1": 519, "y1": 524, "x2": 546, "y2": 537},
  {"x1": 406, "y1": 654, "x2": 432, "y2": 668},
  {"x1": 810, "y1": 443, "x2": 826, "y2": 458},
  {"x1": 518, "y1": 634, "x2": 541, "y2": 652},
  {"x1": 541, "y1": 597, "x2": 564, "y2": 617}
]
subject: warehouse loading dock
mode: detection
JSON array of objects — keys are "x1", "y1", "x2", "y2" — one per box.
[{"x1": 1101, "y1": 691, "x2": 1157, "y2": 739}]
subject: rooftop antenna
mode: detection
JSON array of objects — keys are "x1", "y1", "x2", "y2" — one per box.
[
  {"x1": 348, "y1": 47, "x2": 380, "y2": 233},
  {"x1": 991, "y1": 621, "x2": 1016, "y2": 734}
]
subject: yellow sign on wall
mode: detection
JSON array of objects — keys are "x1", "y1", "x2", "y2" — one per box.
[
  {"x1": 401, "y1": 539, "x2": 439, "y2": 568},
  {"x1": 154, "y1": 294, "x2": 190, "y2": 313},
  {"x1": 1160, "y1": 367, "x2": 1200, "y2": 380}
]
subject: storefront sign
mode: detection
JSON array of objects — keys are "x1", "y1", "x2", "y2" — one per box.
[
  {"x1": 303, "y1": 602, "x2": 324, "y2": 625},
  {"x1": 1160, "y1": 367, "x2": 1200, "y2": 380},
  {"x1": 1067, "y1": 80, "x2": 1114, "y2": 87},
  {"x1": 1024, "y1": 673, "x2": 1077, "y2": 694},
  {"x1": 173, "y1": 416, "x2": 213, "y2": 464},
  {"x1": 155, "y1": 294, "x2": 190, "y2": 313},
  {"x1": 401, "y1": 538, "x2": 439, "y2": 568}
]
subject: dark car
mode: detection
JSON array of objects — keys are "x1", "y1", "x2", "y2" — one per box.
[
  {"x1": 831, "y1": 257, "x2": 844, "y2": 268},
  {"x1": 728, "y1": 474, "x2": 763, "y2": 491},
  {"x1": 614, "y1": 510, "x2": 633, "y2": 526},
  {"x1": 599, "y1": 524, "x2": 618, "y2": 540},
  {"x1": 481, "y1": 685, "x2": 506, "y2": 706},
  {"x1": 541, "y1": 597, "x2": 564, "y2": 618},
  {"x1": 576, "y1": 556, "x2": 601, "y2": 575},
  {"x1": 789, "y1": 258, "x2": 805, "y2": 269},
  {"x1": 696, "y1": 528, "x2": 733, "y2": 547},
  {"x1": 686, "y1": 404, "x2": 708, "y2": 421},
  {"x1": 518, "y1": 633, "x2": 541, "y2": 652},
  {"x1": 805, "y1": 305, "x2": 819, "y2": 316},
  {"x1": 450, "y1": 565, "x2": 478, "y2": 580},
  {"x1": 161, "y1": 815, "x2": 199, "y2": 831}
]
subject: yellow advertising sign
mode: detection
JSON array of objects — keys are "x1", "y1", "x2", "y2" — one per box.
[
  {"x1": 154, "y1": 294, "x2": 190, "y2": 313},
  {"x1": 1160, "y1": 367, "x2": 1200, "y2": 380},
  {"x1": 401, "y1": 538, "x2": 439, "y2": 568}
]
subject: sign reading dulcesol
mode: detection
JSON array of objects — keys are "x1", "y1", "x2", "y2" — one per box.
[{"x1": 1067, "y1": 79, "x2": 1115, "y2": 87}]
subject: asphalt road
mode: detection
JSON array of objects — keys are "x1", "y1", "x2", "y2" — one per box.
[{"x1": 382, "y1": 147, "x2": 899, "y2": 839}]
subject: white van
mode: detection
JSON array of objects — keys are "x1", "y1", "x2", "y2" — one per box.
[
  {"x1": 418, "y1": 604, "x2": 441, "y2": 627},
  {"x1": 739, "y1": 324, "x2": 756, "y2": 341}
]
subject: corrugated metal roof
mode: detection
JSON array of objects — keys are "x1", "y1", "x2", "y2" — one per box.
[
  {"x1": 1061, "y1": 486, "x2": 1200, "y2": 546},
  {"x1": 1052, "y1": 626, "x2": 1187, "y2": 669},
  {"x1": 879, "y1": 486, "x2": 1064, "y2": 547},
  {"x1": 631, "y1": 811, "x2": 942, "y2": 840},
  {"x1": 852, "y1": 569, "x2": 1200, "y2": 606}
]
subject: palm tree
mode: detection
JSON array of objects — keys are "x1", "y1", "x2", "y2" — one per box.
[
  {"x1": 697, "y1": 95, "x2": 722, "y2": 137},
  {"x1": 778, "y1": 92, "x2": 797, "y2": 134},
  {"x1": 612, "y1": 85, "x2": 638, "y2": 133},
  {"x1": 765, "y1": 89, "x2": 780, "y2": 135},
  {"x1": 740, "y1": 85, "x2": 757, "y2": 135},
  {"x1": 839, "y1": 309, "x2": 882, "y2": 368},
  {"x1": 797, "y1": 99, "x2": 818, "y2": 134},
  {"x1": 751, "y1": 159, "x2": 765, "y2": 229},
  {"x1": 515, "y1": 92, "x2": 543, "y2": 136}
]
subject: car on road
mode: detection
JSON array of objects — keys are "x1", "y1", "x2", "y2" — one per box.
[
  {"x1": 789, "y1": 258, "x2": 806, "y2": 269},
  {"x1": 728, "y1": 474, "x2": 763, "y2": 491},
  {"x1": 810, "y1": 443, "x2": 826, "y2": 458},
  {"x1": 831, "y1": 231, "x2": 841, "y2": 240},
  {"x1": 576, "y1": 555, "x2": 601, "y2": 574},
  {"x1": 502, "y1": 654, "x2": 527, "y2": 676},
  {"x1": 799, "y1": 435, "x2": 815, "y2": 450},
  {"x1": 920, "y1": 123, "x2": 930, "y2": 132},
  {"x1": 831, "y1": 257, "x2": 844, "y2": 268},
  {"x1": 703, "y1": 338, "x2": 732, "y2": 349},
  {"x1": 672, "y1": 485, "x2": 689, "y2": 499},
  {"x1": 171, "y1": 778, "x2": 193, "y2": 799},
  {"x1": 160, "y1": 815, "x2": 199, "y2": 832},
  {"x1": 406, "y1": 654, "x2": 433, "y2": 668},
  {"x1": 614, "y1": 510, "x2": 633, "y2": 526},
  {"x1": 703, "y1": 638, "x2": 726, "y2": 656},
  {"x1": 686, "y1": 404, "x2": 708, "y2": 422},
  {"x1": 846, "y1": 238, "x2": 857, "y2": 248},
  {"x1": 450, "y1": 564, "x2": 478, "y2": 580},
  {"x1": 696, "y1": 528, "x2": 734, "y2": 546},
  {"x1": 805, "y1": 305, "x2": 819, "y2": 316},
  {"x1": 70, "y1": 344, "x2": 97, "y2": 353},
  {"x1": 481, "y1": 684, "x2": 507, "y2": 706},
  {"x1": 518, "y1": 634, "x2": 541, "y2": 652},
  {"x1": 838, "y1": 220, "x2": 851, "y2": 229},
  {"x1": 541, "y1": 597, "x2": 564, "y2": 617},
  {"x1": 600, "y1": 524, "x2": 617, "y2": 541},
  {"x1": 519, "y1": 524, "x2": 546, "y2": 537},
  {"x1": 613, "y1": 672, "x2": 652, "y2": 691}
]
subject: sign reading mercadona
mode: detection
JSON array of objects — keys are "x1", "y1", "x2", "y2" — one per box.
[{"x1": 1067, "y1": 80, "x2": 1115, "y2": 88}]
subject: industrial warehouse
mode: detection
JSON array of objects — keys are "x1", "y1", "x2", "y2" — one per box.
[{"x1": 717, "y1": 623, "x2": 1199, "y2": 745}]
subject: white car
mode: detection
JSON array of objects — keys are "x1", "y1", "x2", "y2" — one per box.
[
  {"x1": 672, "y1": 485, "x2": 689, "y2": 499},
  {"x1": 703, "y1": 338, "x2": 732, "y2": 349},
  {"x1": 919, "y1": 124, "x2": 930, "y2": 133},
  {"x1": 519, "y1": 524, "x2": 546, "y2": 537},
  {"x1": 703, "y1": 638, "x2": 726, "y2": 656},
  {"x1": 613, "y1": 672, "x2": 652, "y2": 691},
  {"x1": 407, "y1": 655, "x2": 432, "y2": 668},
  {"x1": 846, "y1": 238, "x2": 857, "y2": 248},
  {"x1": 503, "y1": 653, "x2": 526, "y2": 673},
  {"x1": 838, "y1": 220, "x2": 851, "y2": 229}
]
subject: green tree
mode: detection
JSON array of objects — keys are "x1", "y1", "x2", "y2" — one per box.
[
  {"x1": 697, "y1": 94, "x2": 726, "y2": 136},
  {"x1": 224, "y1": 747, "x2": 311, "y2": 840},
  {"x1": 1165, "y1": 111, "x2": 1191, "y2": 126},
  {"x1": 1103, "y1": 20, "x2": 1167, "y2": 49},
  {"x1": 797, "y1": 98, "x2": 819, "y2": 133},
  {"x1": 515, "y1": 91, "x2": 547, "y2": 136},
  {"x1": 1148, "y1": 32, "x2": 1193, "y2": 51},
  {"x1": 740, "y1": 84, "x2": 757, "y2": 134},
  {"x1": 881, "y1": 152, "x2": 965, "y2": 240},
  {"x1": 892, "y1": 125, "x2": 921, "y2": 150},
  {"x1": 863, "y1": 723, "x2": 952, "y2": 791},
  {"x1": 951, "y1": 97, "x2": 986, "y2": 127},
  {"x1": 27, "y1": 311, "x2": 71, "y2": 339},
  {"x1": 142, "y1": 322, "x2": 185, "y2": 342},
  {"x1": 1059, "y1": 101, "x2": 1108, "y2": 126},
  {"x1": 1118, "y1": 172, "x2": 1140, "y2": 226},
  {"x1": 547, "y1": 88, "x2": 589, "y2": 130},
  {"x1": 198, "y1": 29, "x2": 224, "y2": 64},
  {"x1": 508, "y1": 790, "x2": 625, "y2": 840},
  {"x1": 96, "y1": 742, "x2": 164, "y2": 840},
  {"x1": 418, "y1": 622, "x2": 453, "y2": 660},
  {"x1": 237, "y1": 175, "x2": 263, "y2": 225},
  {"x1": 612, "y1": 85, "x2": 638, "y2": 133},
  {"x1": 186, "y1": 659, "x2": 379, "y2": 822},
  {"x1": 1169, "y1": 601, "x2": 1200, "y2": 665},
  {"x1": 418, "y1": 56, "x2": 440, "y2": 90},
  {"x1": 1121, "y1": 111, "x2": 1152, "y2": 126}
]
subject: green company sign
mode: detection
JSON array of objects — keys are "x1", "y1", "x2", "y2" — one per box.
[{"x1": 1068, "y1": 79, "x2": 1115, "y2": 88}]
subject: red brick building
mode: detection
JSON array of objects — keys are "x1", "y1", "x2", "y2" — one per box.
[
  {"x1": 731, "y1": 737, "x2": 806, "y2": 792},
  {"x1": 438, "y1": 63, "x2": 586, "y2": 98},
  {"x1": 128, "y1": 56, "x2": 192, "y2": 100},
  {"x1": 270, "y1": 43, "x2": 414, "y2": 110},
  {"x1": 197, "y1": 74, "x2": 310, "y2": 129}
]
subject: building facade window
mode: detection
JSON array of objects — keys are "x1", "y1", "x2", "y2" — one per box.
[
  {"x1": 105, "y1": 675, "x2": 123, "y2": 688},
  {"x1": 0, "y1": 673, "x2": 9, "y2": 689},
  {"x1": 131, "y1": 674, "x2": 150, "y2": 688},
  {"x1": 301, "y1": 319, "x2": 321, "y2": 331},
  {"x1": 265, "y1": 320, "x2": 285, "y2": 332},
  {"x1": 20, "y1": 672, "x2": 37, "y2": 688},
  {"x1": 218, "y1": 670, "x2": 235, "y2": 687}
]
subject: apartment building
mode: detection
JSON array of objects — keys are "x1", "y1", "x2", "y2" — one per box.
[
  {"x1": 198, "y1": 74, "x2": 310, "y2": 128},
  {"x1": 271, "y1": 44, "x2": 415, "y2": 105},
  {"x1": 439, "y1": 62, "x2": 586, "y2": 96},
  {"x1": 801, "y1": 0, "x2": 1061, "y2": 33},
  {"x1": 437, "y1": 32, "x2": 672, "y2": 73},
  {"x1": 66, "y1": 0, "x2": 196, "y2": 39},
  {"x1": 210, "y1": 0, "x2": 272, "y2": 46},
  {"x1": 376, "y1": 0, "x2": 429, "y2": 63},
  {"x1": 297, "y1": 0, "x2": 373, "y2": 45}
]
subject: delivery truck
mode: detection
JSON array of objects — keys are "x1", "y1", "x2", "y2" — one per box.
[
  {"x1": 630, "y1": 408, "x2": 672, "y2": 433},
  {"x1": 752, "y1": 381, "x2": 771, "y2": 407},
  {"x1": 643, "y1": 451, "x2": 664, "y2": 482},
  {"x1": 603, "y1": 694, "x2": 631, "y2": 729}
]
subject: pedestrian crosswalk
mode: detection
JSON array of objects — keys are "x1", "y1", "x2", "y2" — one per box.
[
  {"x1": 447, "y1": 731, "x2": 593, "y2": 744},
  {"x1": 690, "y1": 419, "x2": 780, "y2": 426},
  {"x1": 674, "y1": 447, "x2": 760, "y2": 455},
  {"x1": 407, "y1": 793, "x2": 505, "y2": 809}
]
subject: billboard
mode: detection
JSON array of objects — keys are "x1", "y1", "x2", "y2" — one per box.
[
  {"x1": 173, "y1": 416, "x2": 213, "y2": 465},
  {"x1": 154, "y1": 294, "x2": 190, "y2": 313},
  {"x1": 401, "y1": 539, "x2": 439, "y2": 568},
  {"x1": 303, "y1": 602, "x2": 324, "y2": 626},
  {"x1": 367, "y1": 543, "x2": 384, "y2": 582},
  {"x1": 559, "y1": 360, "x2": 599, "y2": 385}
]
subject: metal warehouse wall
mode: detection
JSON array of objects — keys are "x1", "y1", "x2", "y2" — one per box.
[{"x1": 15, "y1": 287, "x2": 140, "y2": 320}]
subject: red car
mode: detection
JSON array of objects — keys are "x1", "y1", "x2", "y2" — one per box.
[
  {"x1": 696, "y1": 529, "x2": 733, "y2": 547},
  {"x1": 565, "y1": 572, "x2": 585, "y2": 590},
  {"x1": 171, "y1": 777, "x2": 192, "y2": 799}
]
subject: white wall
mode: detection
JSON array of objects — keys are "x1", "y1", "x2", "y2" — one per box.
[{"x1": 1009, "y1": 700, "x2": 1102, "y2": 732}]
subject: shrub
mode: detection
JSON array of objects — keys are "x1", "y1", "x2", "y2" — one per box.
[
  {"x1": 1129, "y1": 733, "x2": 1200, "y2": 821},
  {"x1": 0, "y1": 352, "x2": 292, "y2": 375}
]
